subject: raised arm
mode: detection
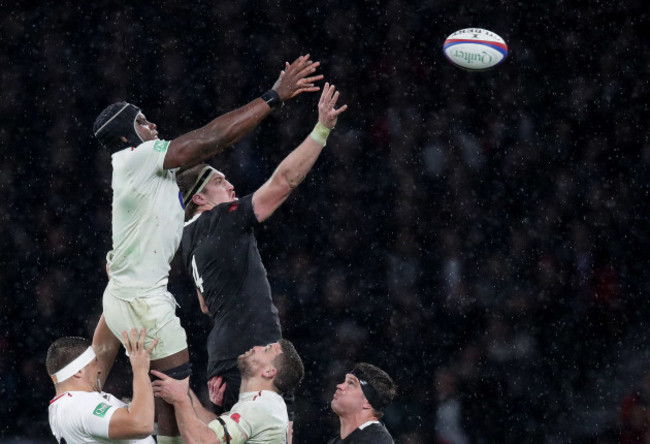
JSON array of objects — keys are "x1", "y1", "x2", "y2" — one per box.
[
  {"x1": 189, "y1": 388, "x2": 217, "y2": 424},
  {"x1": 152, "y1": 371, "x2": 247, "y2": 444},
  {"x1": 92, "y1": 314, "x2": 121, "y2": 388},
  {"x1": 163, "y1": 54, "x2": 323, "y2": 170},
  {"x1": 108, "y1": 329, "x2": 158, "y2": 439},
  {"x1": 252, "y1": 82, "x2": 347, "y2": 222}
]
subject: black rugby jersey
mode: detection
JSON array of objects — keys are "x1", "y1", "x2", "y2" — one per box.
[
  {"x1": 327, "y1": 422, "x2": 395, "y2": 444},
  {"x1": 181, "y1": 194, "x2": 282, "y2": 363}
]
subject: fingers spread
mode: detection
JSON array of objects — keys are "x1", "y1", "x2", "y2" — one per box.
[
  {"x1": 121, "y1": 330, "x2": 130, "y2": 351},
  {"x1": 147, "y1": 338, "x2": 159, "y2": 353},
  {"x1": 137, "y1": 328, "x2": 146, "y2": 350},
  {"x1": 334, "y1": 104, "x2": 349, "y2": 115},
  {"x1": 303, "y1": 74, "x2": 324, "y2": 83}
]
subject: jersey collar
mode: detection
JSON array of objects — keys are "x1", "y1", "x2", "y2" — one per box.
[{"x1": 184, "y1": 212, "x2": 204, "y2": 227}]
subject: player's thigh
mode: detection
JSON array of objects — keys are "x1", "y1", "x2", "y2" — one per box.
[{"x1": 103, "y1": 290, "x2": 188, "y2": 360}]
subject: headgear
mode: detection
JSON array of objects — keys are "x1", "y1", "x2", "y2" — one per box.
[
  {"x1": 350, "y1": 365, "x2": 392, "y2": 412},
  {"x1": 181, "y1": 165, "x2": 222, "y2": 207},
  {"x1": 50, "y1": 347, "x2": 96, "y2": 384},
  {"x1": 93, "y1": 102, "x2": 144, "y2": 153}
]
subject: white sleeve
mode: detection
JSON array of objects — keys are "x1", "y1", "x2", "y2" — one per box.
[
  {"x1": 228, "y1": 401, "x2": 266, "y2": 440},
  {"x1": 207, "y1": 415, "x2": 247, "y2": 444},
  {"x1": 79, "y1": 396, "x2": 120, "y2": 438},
  {"x1": 121, "y1": 139, "x2": 171, "y2": 192}
]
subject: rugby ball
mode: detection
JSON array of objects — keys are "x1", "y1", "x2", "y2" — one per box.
[{"x1": 443, "y1": 28, "x2": 508, "y2": 71}]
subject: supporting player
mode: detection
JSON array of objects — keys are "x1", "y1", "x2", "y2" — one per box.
[
  {"x1": 47, "y1": 328, "x2": 158, "y2": 443},
  {"x1": 328, "y1": 363, "x2": 397, "y2": 444},
  {"x1": 175, "y1": 83, "x2": 347, "y2": 432},
  {"x1": 151, "y1": 339, "x2": 304, "y2": 444},
  {"x1": 91, "y1": 55, "x2": 323, "y2": 443}
]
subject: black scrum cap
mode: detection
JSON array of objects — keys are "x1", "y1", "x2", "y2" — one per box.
[{"x1": 93, "y1": 102, "x2": 143, "y2": 153}]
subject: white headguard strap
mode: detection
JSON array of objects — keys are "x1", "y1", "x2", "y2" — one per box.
[
  {"x1": 51, "y1": 347, "x2": 96, "y2": 384},
  {"x1": 182, "y1": 165, "x2": 222, "y2": 207}
]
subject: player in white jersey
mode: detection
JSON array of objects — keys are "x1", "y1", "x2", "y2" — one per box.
[
  {"x1": 151, "y1": 339, "x2": 304, "y2": 444},
  {"x1": 47, "y1": 329, "x2": 157, "y2": 444},
  {"x1": 90, "y1": 55, "x2": 322, "y2": 443}
]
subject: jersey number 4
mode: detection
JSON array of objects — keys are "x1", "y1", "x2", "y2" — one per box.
[{"x1": 191, "y1": 255, "x2": 204, "y2": 293}]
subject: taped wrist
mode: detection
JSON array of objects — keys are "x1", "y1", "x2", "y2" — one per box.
[
  {"x1": 208, "y1": 415, "x2": 246, "y2": 444},
  {"x1": 310, "y1": 122, "x2": 332, "y2": 146}
]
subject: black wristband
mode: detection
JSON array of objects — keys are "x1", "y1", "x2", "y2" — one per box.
[{"x1": 261, "y1": 89, "x2": 283, "y2": 110}]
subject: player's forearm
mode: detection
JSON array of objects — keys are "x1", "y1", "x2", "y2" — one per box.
[
  {"x1": 165, "y1": 99, "x2": 271, "y2": 169},
  {"x1": 274, "y1": 134, "x2": 325, "y2": 190},
  {"x1": 92, "y1": 315, "x2": 121, "y2": 388},
  {"x1": 189, "y1": 389, "x2": 217, "y2": 424},
  {"x1": 128, "y1": 370, "x2": 155, "y2": 432},
  {"x1": 174, "y1": 397, "x2": 220, "y2": 444}
]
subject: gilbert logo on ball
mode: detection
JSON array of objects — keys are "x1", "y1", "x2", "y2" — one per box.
[{"x1": 443, "y1": 28, "x2": 508, "y2": 71}]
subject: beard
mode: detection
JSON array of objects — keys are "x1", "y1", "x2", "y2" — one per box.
[{"x1": 237, "y1": 354, "x2": 255, "y2": 378}]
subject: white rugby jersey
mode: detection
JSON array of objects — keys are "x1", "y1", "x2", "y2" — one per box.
[
  {"x1": 211, "y1": 390, "x2": 289, "y2": 444},
  {"x1": 106, "y1": 140, "x2": 184, "y2": 300},
  {"x1": 48, "y1": 391, "x2": 155, "y2": 444}
]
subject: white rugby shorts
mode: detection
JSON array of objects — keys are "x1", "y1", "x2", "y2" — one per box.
[{"x1": 103, "y1": 288, "x2": 188, "y2": 361}]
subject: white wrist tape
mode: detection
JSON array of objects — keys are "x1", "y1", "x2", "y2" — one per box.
[
  {"x1": 309, "y1": 122, "x2": 332, "y2": 146},
  {"x1": 51, "y1": 347, "x2": 96, "y2": 384}
]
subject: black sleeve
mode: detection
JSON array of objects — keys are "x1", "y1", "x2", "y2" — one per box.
[{"x1": 208, "y1": 194, "x2": 257, "y2": 230}]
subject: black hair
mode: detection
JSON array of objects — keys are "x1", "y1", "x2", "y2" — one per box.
[
  {"x1": 351, "y1": 362, "x2": 397, "y2": 418},
  {"x1": 273, "y1": 339, "x2": 305, "y2": 394},
  {"x1": 45, "y1": 336, "x2": 90, "y2": 376}
]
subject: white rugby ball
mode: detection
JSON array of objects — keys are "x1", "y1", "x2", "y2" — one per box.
[{"x1": 443, "y1": 28, "x2": 508, "y2": 71}]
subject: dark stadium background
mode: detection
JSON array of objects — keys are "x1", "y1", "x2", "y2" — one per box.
[{"x1": 1, "y1": 0, "x2": 649, "y2": 442}]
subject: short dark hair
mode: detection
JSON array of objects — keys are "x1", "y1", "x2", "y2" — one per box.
[
  {"x1": 272, "y1": 339, "x2": 304, "y2": 394},
  {"x1": 351, "y1": 362, "x2": 397, "y2": 418},
  {"x1": 46, "y1": 336, "x2": 90, "y2": 376},
  {"x1": 176, "y1": 164, "x2": 207, "y2": 220}
]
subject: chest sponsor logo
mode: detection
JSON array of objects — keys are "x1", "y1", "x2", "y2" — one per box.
[
  {"x1": 230, "y1": 413, "x2": 241, "y2": 423},
  {"x1": 93, "y1": 402, "x2": 112, "y2": 417}
]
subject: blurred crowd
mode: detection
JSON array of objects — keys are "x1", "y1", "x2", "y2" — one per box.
[{"x1": 1, "y1": 0, "x2": 649, "y2": 442}]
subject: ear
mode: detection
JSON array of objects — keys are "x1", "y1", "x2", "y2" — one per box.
[
  {"x1": 72, "y1": 369, "x2": 84, "y2": 379},
  {"x1": 192, "y1": 193, "x2": 206, "y2": 206},
  {"x1": 262, "y1": 366, "x2": 277, "y2": 380}
]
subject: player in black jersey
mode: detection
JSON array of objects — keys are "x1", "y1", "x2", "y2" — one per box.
[
  {"x1": 328, "y1": 363, "x2": 397, "y2": 444},
  {"x1": 176, "y1": 83, "x2": 346, "y2": 429}
]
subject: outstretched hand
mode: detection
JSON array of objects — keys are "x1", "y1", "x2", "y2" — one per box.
[
  {"x1": 208, "y1": 375, "x2": 227, "y2": 407},
  {"x1": 122, "y1": 328, "x2": 158, "y2": 376},
  {"x1": 318, "y1": 83, "x2": 348, "y2": 129},
  {"x1": 151, "y1": 370, "x2": 190, "y2": 405},
  {"x1": 272, "y1": 54, "x2": 324, "y2": 101}
]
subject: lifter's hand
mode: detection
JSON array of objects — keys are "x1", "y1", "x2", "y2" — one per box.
[
  {"x1": 151, "y1": 370, "x2": 190, "y2": 405},
  {"x1": 208, "y1": 376, "x2": 227, "y2": 407},
  {"x1": 318, "y1": 83, "x2": 348, "y2": 129},
  {"x1": 272, "y1": 54, "x2": 324, "y2": 101},
  {"x1": 122, "y1": 328, "x2": 158, "y2": 376}
]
